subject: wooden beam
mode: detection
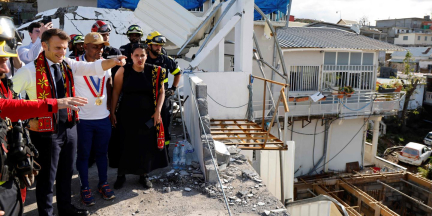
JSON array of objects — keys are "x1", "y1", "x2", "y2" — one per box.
[
  {"x1": 211, "y1": 132, "x2": 268, "y2": 135},
  {"x1": 213, "y1": 136, "x2": 269, "y2": 140},
  {"x1": 237, "y1": 146, "x2": 287, "y2": 150},
  {"x1": 224, "y1": 142, "x2": 284, "y2": 145},
  {"x1": 211, "y1": 119, "x2": 248, "y2": 122},
  {"x1": 211, "y1": 128, "x2": 263, "y2": 131},
  {"x1": 338, "y1": 179, "x2": 398, "y2": 216},
  {"x1": 251, "y1": 75, "x2": 289, "y2": 87},
  {"x1": 313, "y1": 185, "x2": 361, "y2": 216},
  {"x1": 211, "y1": 123, "x2": 257, "y2": 126}
]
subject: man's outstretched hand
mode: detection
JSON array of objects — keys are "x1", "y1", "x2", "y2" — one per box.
[{"x1": 57, "y1": 96, "x2": 88, "y2": 111}]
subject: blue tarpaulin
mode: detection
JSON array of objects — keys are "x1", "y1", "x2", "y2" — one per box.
[
  {"x1": 97, "y1": 0, "x2": 138, "y2": 10},
  {"x1": 97, "y1": 0, "x2": 289, "y2": 20},
  {"x1": 174, "y1": 0, "x2": 208, "y2": 10},
  {"x1": 254, "y1": 0, "x2": 289, "y2": 20}
]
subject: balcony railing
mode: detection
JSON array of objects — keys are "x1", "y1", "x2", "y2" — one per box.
[
  {"x1": 321, "y1": 65, "x2": 376, "y2": 92},
  {"x1": 287, "y1": 65, "x2": 376, "y2": 93},
  {"x1": 253, "y1": 91, "x2": 405, "y2": 118}
]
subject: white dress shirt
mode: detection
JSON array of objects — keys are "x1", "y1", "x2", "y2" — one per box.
[
  {"x1": 17, "y1": 38, "x2": 43, "y2": 65},
  {"x1": 74, "y1": 55, "x2": 111, "y2": 120},
  {"x1": 12, "y1": 57, "x2": 105, "y2": 100},
  {"x1": 6, "y1": 59, "x2": 25, "y2": 79}
]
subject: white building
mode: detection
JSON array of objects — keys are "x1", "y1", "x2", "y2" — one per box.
[{"x1": 395, "y1": 33, "x2": 432, "y2": 47}]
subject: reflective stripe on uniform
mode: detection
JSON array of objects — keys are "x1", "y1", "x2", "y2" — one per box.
[
  {"x1": 171, "y1": 67, "x2": 180, "y2": 75},
  {"x1": 165, "y1": 141, "x2": 170, "y2": 145},
  {"x1": 163, "y1": 78, "x2": 168, "y2": 83}
]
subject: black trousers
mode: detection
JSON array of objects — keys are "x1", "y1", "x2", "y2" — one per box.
[
  {"x1": 161, "y1": 96, "x2": 172, "y2": 159},
  {"x1": 0, "y1": 179, "x2": 22, "y2": 216},
  {"x1": 30, "y1": 123, "x2": 77, "y2": 216},
  {"x1": 161, "y1": 96, "x2": 172, "y2": 143}
]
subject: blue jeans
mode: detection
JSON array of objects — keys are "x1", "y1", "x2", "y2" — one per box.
[{"x1": 76, "y1": 117, "x2": 111, "y2": 188}]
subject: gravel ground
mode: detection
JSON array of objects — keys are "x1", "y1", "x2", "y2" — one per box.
[{"x1": 23, "y1": 122, "x2": 287, "y2": 216}]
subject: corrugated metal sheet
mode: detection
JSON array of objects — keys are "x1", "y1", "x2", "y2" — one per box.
[
  {"x1": 134, "y1": 0, "x2": 204, "y2": 47},
  {"x1": 392, "y1": 47, "x2": 432, "y2": 57},
  {"x1": 277, "y1": 27, "x2": 405, "y2": 51}
]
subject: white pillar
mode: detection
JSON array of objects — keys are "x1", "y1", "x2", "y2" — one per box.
[
  {"x1": 371, "y1": 116, "x2": 382, "y2": 163},
  {"x1": 234, "y1": 0, "x2": 253, "y2": 73},
  {"x1": 216, "y1": 40, "x2": 224, "y2": 71},
  {"x1": 285, "y1": 141, "x2": 295, "y2": 203}
]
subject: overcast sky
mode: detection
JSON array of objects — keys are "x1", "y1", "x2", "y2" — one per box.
[{"x1": 291, "y1": 0, "x2": 432, "y2": 25}]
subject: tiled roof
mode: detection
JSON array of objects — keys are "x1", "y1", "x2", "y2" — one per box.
[{"x1": 276, "y1": 27, "x2": 405, "y2": 51}]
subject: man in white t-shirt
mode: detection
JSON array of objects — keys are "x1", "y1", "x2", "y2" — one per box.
[{"x1": 74, "y1": 32, "x2": 115, "y2": 206}]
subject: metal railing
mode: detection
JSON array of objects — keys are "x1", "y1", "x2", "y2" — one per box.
[
  {"x1": 252, "y1": 91, "x2": 405, "y2": 118},
  {"x1": 288, "y1": 66, "x2": 320, "y2": 92},
  {"x1": 322, "y1": 65, "x2": 376, "y2": 91},
  {"x1": 256, "y1": 11, "x2": 287, "y2": 22}
]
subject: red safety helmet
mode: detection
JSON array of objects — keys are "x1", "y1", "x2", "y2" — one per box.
[
  {"x1": 69, "y1": 34, "x2": 77, "y2": 41},
  {"x1": 91, "y1": 20, "x2": 112, "y2": 34}
]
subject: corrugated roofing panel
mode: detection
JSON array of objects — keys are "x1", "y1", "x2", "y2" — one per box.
[{"x1": 277, "y1": 27, "x2": 405, "y2": 51}]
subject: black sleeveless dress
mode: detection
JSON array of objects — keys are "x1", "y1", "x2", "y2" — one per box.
[{"x1": 117, "y1": 64, "x2": 168, "y2": 175}]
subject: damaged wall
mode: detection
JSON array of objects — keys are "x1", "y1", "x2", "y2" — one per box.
[{"x1": 37, "y1": 0, "x2": 96, "y2": 13}]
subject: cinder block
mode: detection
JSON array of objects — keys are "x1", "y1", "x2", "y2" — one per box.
[
  {"x1": 205, "y1": 164, "x2": 218, "y2": 183},
  {"x1": 197, "y1": 98, "x2": 208, "y2": 116},
  {"x1": 199, "y1": 115, "x2": 211, "y2": 134},
  {"x1": 196, "y1": 82, "x2": 207, "y2": 99}
]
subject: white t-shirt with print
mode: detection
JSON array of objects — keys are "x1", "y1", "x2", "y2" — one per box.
[{"x1": 74, "y1": 55, "x2": 111, "y2": 120}]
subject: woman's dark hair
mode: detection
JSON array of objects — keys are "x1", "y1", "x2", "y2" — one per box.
[{"x1": 131, "y1": 43, "x2": 146, "y2": 54}]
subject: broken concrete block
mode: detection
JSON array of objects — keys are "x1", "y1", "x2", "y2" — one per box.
[
  {"x1": 215, "y1": 141, "x2": 231, "y2": 166},
  {"x1": 184, "y1": 187, "x2": 192, "y2": 192},
  {"x1": 205, "y1": 164, "x2": 218, "y2": 183},
  {"x1": 195, "y1": 82, "x2": 207, "y2": 99},
  {"x1": 199, "y1": 115, "x2": 211, "y2": 134},
  {"x1": 197, "y1": 98, "x2": 208, "y2": 116},
  {"x1": 227, "y1": 146, "x2": 241, "y2": 155}
]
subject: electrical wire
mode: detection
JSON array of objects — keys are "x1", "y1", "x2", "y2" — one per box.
[
  {"x1": 207, "y1": 93, "x2": 248, "y2": 108},
  {"x1": 311, "y1": 96, "x2": 377, "y2": 173},
  {"x1": 187, "y1": 78, "x2": 232, "y2": 216},
  {"x1": 312, "y1": 119, "x2": 319, "y2": 175},
  {"x1": 339, "y1": 99, "x2": 373, "y2": 112}
]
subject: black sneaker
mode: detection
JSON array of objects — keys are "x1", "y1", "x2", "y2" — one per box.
[
  {"x1": 139, "y1": 175, "x2": 153, "y2": 189},
  {"x1": 114, "y1": 175, "x2": 126, "y2": 189}
]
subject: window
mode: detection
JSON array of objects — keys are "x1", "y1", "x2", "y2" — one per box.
[
  {"x1": 426, "y1": 36, "x2": 428, "y2": 41},
  {"x1": 403, "y1": 36, "x2": 408, "y2": 40},
  {"x1": 418, "y1": 36, "x2": 421, "y2": 40}
]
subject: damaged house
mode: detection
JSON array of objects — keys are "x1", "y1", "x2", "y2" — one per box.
[{"x1": 17, "y1": 0, "x2": 432, "y2": 215}]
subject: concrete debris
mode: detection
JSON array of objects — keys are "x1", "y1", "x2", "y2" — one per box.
[
  {"x1": 227, "y1": 146, "x2": 241, "y2": 155},
  {"x1": 237, "y1": 191, "x2": 248, "y2": 198},
  {"x1": 253, "y1": 178, "x2": 263, "y2": 183},
  {"x1": 179, "y1": 170, "x2": 189, "y2": 176},
  {"x1": 166, "y1": 169, "x2": 175, "y2": 175},
  {"x1": 247, "y1": 194, "x2": 254, "y2": 198},
  {"x1": 264, "y1": 210, "x2": 271, "y2": 215},
  {"x1": 257, "y1": 202, "x2": 265, "y2": 206},
  {"x1": 242, "y1": 169, "x2": 257, "y2": 179},
  {"x1": 192, "y1": 173, "x2": 204, "y2": 178},
  {"x1": 163, "y1": 187, "x2": 171, "y2": 193},
  {"x1": 235, "y1": 199, "x2": 242, "y2": 203},
  {"x1": 191, "y1": 161, "x2": 200, "y2": 169},
  {"x1": 218, "y1": 163, "x2": 227, "y2": 171},
  {"x1": 184, "y1": 187, "x2": 192, "y2": 192},
  {"x1": 214, "y1": 141, "x2": 231, "y2": 166},
  {"x1": 271, "y1": 209, "x2": 287, "y2": 213}
]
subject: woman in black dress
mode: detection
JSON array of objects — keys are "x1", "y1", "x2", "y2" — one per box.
[{"x1": 110, "y1": 44, "x2": 168, "y2": 189}]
